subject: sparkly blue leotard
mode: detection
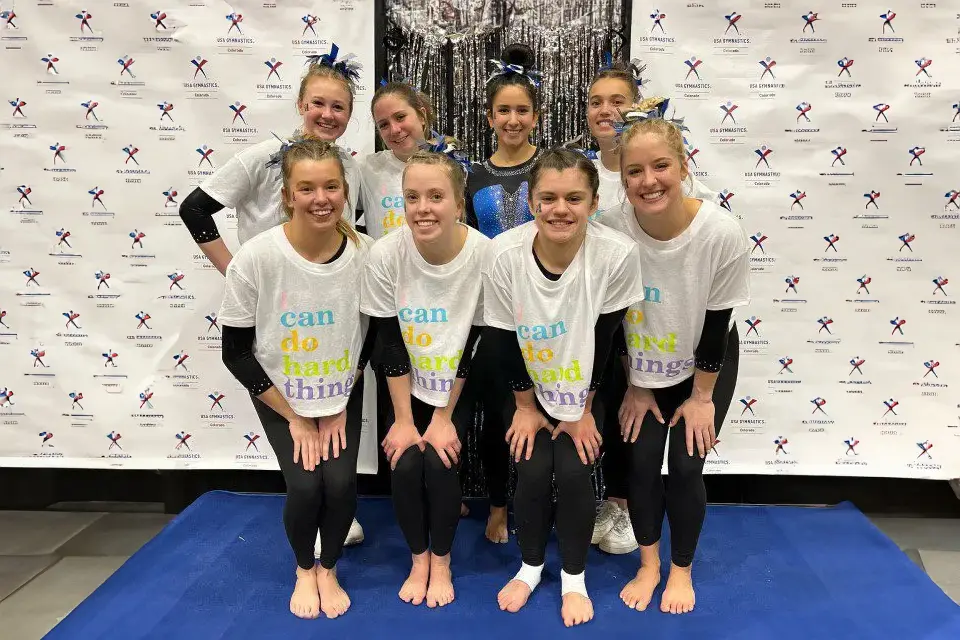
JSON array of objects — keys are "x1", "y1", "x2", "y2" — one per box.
[{"x1": 466, "y1": 151, "x2": 541, "y2": 239}]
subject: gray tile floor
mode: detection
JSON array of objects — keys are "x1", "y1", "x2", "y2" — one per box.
[{"x1": 0, "y1": 504, "x2": 957, "y2": 639}]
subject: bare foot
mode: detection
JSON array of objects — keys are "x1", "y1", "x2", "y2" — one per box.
[
  {"x1": 660, "y1": 564, "x2": 695, "y2": 614},
  {"x1": 460, "y1": 502, "x2": 470, "y2": 518},
  {"x1": 426, "y1": 553, "x2": 455, "y2": 608},
  {"x1": 316, "y1": 565, "x2": 350, "y2": 618},
  {"x1": 561, "y1": 593, "x2": 594, "y2": 627},
  {"x1": 497, "y1": 579, "x2": 532, "y2": 613},
  {"x1": 486, "y1": 506, "x2": 508, "y2": 544},
  {"x1": 399, "y1": 552, "x2": 430, "y2": 605},
  {"x1": 290, "y1": 566, "x2": 321, "y2": 619},
  {"x1": 620, "y1": 564, "x2": 661, "y2": 611}
]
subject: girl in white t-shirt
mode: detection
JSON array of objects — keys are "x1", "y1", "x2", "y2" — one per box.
[
  {"x1": 483, "y1": 148, "x2": 645, "y2": 628},
  {"x1": 599, "y1": 98, "x2": 750, "y2": 616},
  {"x1": 583, "y1": 58, "x2": 720, "y2": 556},
  {"x1": 361, "y1": 142, "x2": 485, "y2": 609},
  {"x1": 359, "y1": 81, "x2": 435, "y2": 239},
  {"x1": 219, "y1": 138, "x2": 376, "y2": 621},
  {"x1": 179, "y1": 44, "x2": 364, "y2": 274},
  {"x1": 179, "y1": 44, "x2": 367, "y2": 553}
]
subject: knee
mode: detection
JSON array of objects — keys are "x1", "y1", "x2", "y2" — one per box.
[
  {"x1": 423, "y1": 444, "x2": 459, "y2": 477},
  {"x1": 553, "y1": 436, "x2": 593, "y2": 481},
  {"x1": 323, "y1": 464, "x2": 357, "y2": 502},
  {"x1": 392, "y1": 445, "x2": 423, "y2": 483},
  {"x1": 667, "y1": 447, "x2": 705, "y2": 484},
  {"x1": 285, "y1": 469, "x2": 324, "y2": 504},
  {"x1": 516, "y1": 431, "x2": 553, "y2": 483}
]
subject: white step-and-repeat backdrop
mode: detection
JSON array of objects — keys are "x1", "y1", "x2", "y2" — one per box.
[
  {"x1": 0, "y1": 0, "x2": 380, "y2": 472},
  {"x1": 631, "y1": 2, "x2": 959, "y2": 477},
  {"x1": 1, "y1": 1, "x2": 957, "y2": 480}
]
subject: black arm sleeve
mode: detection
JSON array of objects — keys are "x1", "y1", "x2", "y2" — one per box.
[
  {"x1": 179, "y1": 187, "x2": 226, "y2": 244},
  {"x1": 694, "y1": 308, "x2": 733, "y2": 373},
  {"x1": 613, "y1": 320, "x2": 628, "y2": 357},
  {"x1": 455, "y1": 324, "x2": 483, "y2": 378},
  {"x1": 356, "y1": 315, "x2": 378, "y2": 371},
  {"x1": 488, "y1": 326, "x2": 533, "y2": 391},
  {"x1": 221, "y1": 325, "x2": 273, "y2": 395},
  {"x1": 373, "y1": 316, "x2": 412, "y2": 377},
  {"x1": 591, "y1": 308, "x2": 628, "y2": 391}
]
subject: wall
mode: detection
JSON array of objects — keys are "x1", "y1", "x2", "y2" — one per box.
[
  {"x1": 630, "y1": 2, "x2": 959, "y2": 478},
  {"x1": 0, "y1": 0, "x2": 380, "y2": 471}
]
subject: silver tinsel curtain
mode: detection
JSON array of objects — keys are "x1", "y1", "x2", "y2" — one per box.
[{"x1": 382, "y1": 0, "x2": 627, "y2": 501}]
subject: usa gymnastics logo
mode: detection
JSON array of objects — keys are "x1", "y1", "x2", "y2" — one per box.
[
  {"x1": 9, "y1": 98, "x2": 26, "y2": 117},
  {"x1": 809, "y1": 397, "x2": 827, "y2": 415},
  {"x1": 173, "y1": 350, "x2": 190, "y2": 370},
  {"x1": 80, "y1": 99, "x2": 100, "y2": 122},
  {"x1": 62, "y1": 310, "x2": 81, "y2": 329},
  {"x1": 823, "y1": 233, "x2": 839, "y2": 252},
  {"x1": 196, "y1": 144, "x2": 214, "y2": 167},
  {"x1": 117, "y1": 55, "x2": 136, "y2": 78},
  {"x1": 684, "y1": 138, "x2": 700, "y2": 168},
  {"x1": 228, "y1": 101, "x2": 248, "y2": 123},
  {"x1": 830, "y1": 146, "x2": 848, "y2": 166},
  {"x1": 836, "y1": 57, "x2": 854, "y2": 77},
  {"x1": 207, "y1": 391, "x2": 225, "y2": 410},
  {"x1": 719, "y1": 100, "x2": 738, "y2": 124},
  {"x1": 163, "y1": 188, "x2": 178, "y2": 207},
  {"x1": 922, "y1": 360, "x2": 939, "y2": 378},
  {"x1": 683, "y1": 56, "x2": 703, "y2": 80},
  {"x1": 301, "y1": 14, "x2": 319, "y2": 35},
  {"x1": 225, "y1": 13, "x2": 243, "y2": 34},
  {"x1": 801, "y1": 11, "x2": 819, "y2": 33},
  {"x1": 849, "y1": 357, "x2": 866, "y2": 376},
  {"x1": 856, "y1": 275, "x2": 872, "y2": 294},
  {"x1": 880, "y1": 10, "x2": 896, "y2": 33},
  {"x1": 743, "y1": 315, "x2": 762, "y2": 336},
  {"x1": 844, "y1": 438, "x2": 859, "y2": 456},
  {"x1": 863, "y1": 190, "x2": 880, "y2": 209},
  {"x1": 264, "y1": 58, "x2": 283, "y2": 81},
  {"x1": 773, "y1": 437, "x2": 788, "y2": 455},
  {"x1": 946, "y1": 191, "x2": 960, "y2": 210},
  {"x1": 69, "y1": 392, "x2": 84, "y2": 410},
  {"x1": 150, "y1": 11, "x2": 168, "y2": 29},
  {"x1": 649, "y1": 10, "x2": 666, "y2": 33},
  {"x1": 157, "y1": 101, "x2": 174, "y2": 121},
  {"x1": 870, "y1": 10, "x2": 904, "y2": 43},
  {"x1": 169, "y1": 432, "x2": 200, "y2": 459},
  {"x1": 931, "y1": 276, "x2": 948, "y2": 296},
  {"x1": 889, "y1": 316, "x2": 906, "y2": 335},
  {"x1": 816, "y1": 316, "x2": 834, "y2": 334},
  {"x1": 134, "y1": 311, "x2": 151, "y2": 330},
  {"x1": 907, "y1": 146, "x2": 925, "y2": 166},
  {"x1": 41, "y1": 53, "x2": 60, "y2": 75},
  {"x1": 1, "y1": 8, "x2": 18, "y2": 29},
  {"x1": 75, "y1": 10, "x2": 94, "y2": 34},
  {"x1": 167, "y1": 270, "x2": 185, "y2": 289},
  {"x1": 873, "y1": 103, "x2": 891, "y2": 122},
  {"x1": 784, "y1": 276, "x2": 799, "y2": 294},
  {"x1": 205, "y1": 313, "x2": 220, "y2": 333},
  {"x1": 722, "y1": 11, "x2": 742, "y2": 35},
  {"x1": 55, "y1": 228, "x2": 73, "y2": 249},
  {"x1": 881, "y1": 397, "x2": 899, "y2": 418},
  {"x1": 753, "y1": 145, "x2": 773, "y2": 168},
  {"x1": 749, "y1": 231, "x2": 767, "y2": 254},
  {"x1": 796, "y1": 102, "x2": 812, "y2": 122},
  {"x1": 898, "y1": 232, "x2": 915, "y2": 252},
  {"x1": 778, "y1": 356, "x2": 794, "y2": 374},
  {"x1": 789, "y1": 190, "x2": 806, "y2": 209},
  {"x1": 739, "y1": 395, "x2": 758, "y2": 415},
  {"x1": 757, "y1": 56, "x2": 776, "y2": 80}
]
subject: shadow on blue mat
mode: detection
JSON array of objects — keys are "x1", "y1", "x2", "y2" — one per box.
[{"x1": 46, "y1": 491, "x2": 960, "y2": 639}]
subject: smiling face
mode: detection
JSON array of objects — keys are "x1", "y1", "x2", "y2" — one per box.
[
  {"x1": 487, "y1": 84, "x2": 538, "y2": 149},
  {"x1": 282, "y1": 158, "x2": 346, "y2": 233},
  {"x1": 529, "y1": 167, "x2": 597, "y2": 246},
  {"x1": 587, "y1": 76, "x2": 635, "y2": 144},
  {"x1": 402, "y1": 162, "x2": 464, "y2": 245},
  {"x1": 373, "y1": 92, "x2": 428, "y2": 160},
  {"x1": 621, "y1": 128, "x2": 688, "y2": 220},
  {"x1": 297, "y1": 75, "x2": 352, "y2": 141}
]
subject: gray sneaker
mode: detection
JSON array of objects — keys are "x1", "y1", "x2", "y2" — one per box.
[
  {"x1": 599, "y1": 509, "x2": 639, "y2": 554},
  {"x1": 314, "y1": 518, "x2": 364, "y2": 558},
  {"x1": 591, "y1": 501, "x2": 622, "y2": 545}
]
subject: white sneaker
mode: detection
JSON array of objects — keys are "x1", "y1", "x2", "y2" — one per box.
[
  {"x1": 599, "y1": 509, "x2": 639, "y2": 555},
  {"x1": 591, "y1": 501, "x2": 622, "y2": 545},
  {"x1": 345, "y1": 517, "x2": 364, "y2": 546},
  {"x1": 313, "y1": 518, "x2": 365, "y2": 558}
]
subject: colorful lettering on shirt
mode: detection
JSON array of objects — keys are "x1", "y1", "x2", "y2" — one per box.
[
  {"x1": 623, "y1": 284, "x2": 695, "y2": 379},
  {"x1": 516, "y1": 319, "x2": 587, "y2": 409},
  {"x1": 402, "y1": 305, "x2": 461, "y2": 397},
  {"x1": 278, "y1": 306, "x2": 353, "y2": 400}
]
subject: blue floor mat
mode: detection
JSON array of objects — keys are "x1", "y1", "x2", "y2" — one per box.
[{"x1": 45, "y1": 491, "x2": 960, "y2": 639}]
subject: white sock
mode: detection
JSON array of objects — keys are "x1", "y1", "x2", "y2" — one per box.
[
  {"x1": 560, "y1": 569, "x2": 588, "y2": 598},
  {"x1": 513, "y1": 562, "x2": 544, "y2": 592}
]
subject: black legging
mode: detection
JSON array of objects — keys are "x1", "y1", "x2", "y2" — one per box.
[
  {"x1": 622, "y1": 327, "x2": 739, "y2": 567},
  {"x1": 252, "y1": 376, "x2": 365, "y2": 571},
  {"x1": 457, "y1": 331, "x2": 510, "y2": 508},
  {"x1": 599, "y1": 350, "x2": 629, "y2": 499},
  {"x1": 384, "y1": 394, "x2": 468, "y2": 556},
  {"x1": 504, "y1": 393, "x2": 603, "y2": 575}
]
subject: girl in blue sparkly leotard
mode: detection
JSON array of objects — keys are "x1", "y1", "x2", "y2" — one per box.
[{"x1": 462, "y1": 42, "x2": 543, "y2": 546}]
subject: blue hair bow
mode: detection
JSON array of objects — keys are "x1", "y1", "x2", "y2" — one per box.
[
  {"x1": 305, "y1": 43, "x2": 362, "y2": 83},
  {"x1": 418, "y1": 130, "x2": 472, "y2": 174},
  {"x1": 612, "y1": 98, "x2": 689, "y2": 136},
  {"x1": 486, "y1": 59, "x2": 542, "y2": 87}
]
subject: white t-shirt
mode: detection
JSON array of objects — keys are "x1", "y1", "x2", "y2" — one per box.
[
  {"x1": 358, "y1": 150, "x2": 406, "y2": 240},
  {"x1": 218, "y1": 225, "x2": 374, "y2": 417},
  {"x1": 201, "y1": 136, "x2": 361, "y2": 245},
  {"x1": 592, "y1": 158, "x2": 719, "y2": 218},
  {"x1": 599, "y1": 199, "x2": 750, "y2": 388},
  {"x1": 361, "y1": 224, "x2": 488, "y2": 407},
  {"x1": 482, "y1": 220, "x2": 645, "y2": 421}
]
